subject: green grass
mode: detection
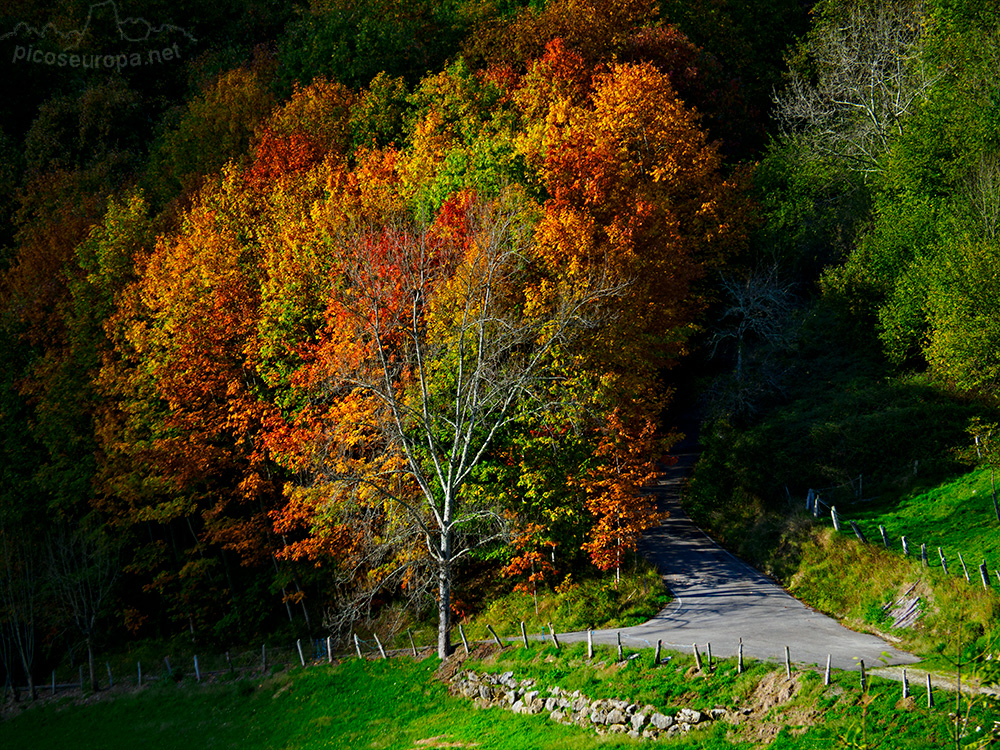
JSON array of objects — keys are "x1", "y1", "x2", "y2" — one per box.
[
  {"x1": 469, "y1": 642, "x2": 1000, "y2": 749},
  {"x1": 8, "y1": 644, "x2": 998, "y2": 749},
  {"x1": 461, "y1": 562, "x2": 670, "y2": 641},
  {"x1": 850, "y1": 467, "x2": 1000, "y2": 577}
]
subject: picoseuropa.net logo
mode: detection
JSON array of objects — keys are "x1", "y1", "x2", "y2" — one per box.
[{"x1": 2, "y1": 0, "x2": 196, "y2": 73}]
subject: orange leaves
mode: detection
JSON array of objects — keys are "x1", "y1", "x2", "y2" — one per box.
[
  {"x1": 502, "y1": 522, "x2": 557, "y2": 592},
  {"x1": 579, "y1": 410, "x2": 663, "y2": 575}
]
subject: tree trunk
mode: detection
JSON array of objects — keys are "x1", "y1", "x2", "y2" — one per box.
[
  {"x1": 437, "y1": 533, "x2": 453, "y2": 660},
  {"x1": 87, "y1": 635, "x2": 97, "y2": 692}
]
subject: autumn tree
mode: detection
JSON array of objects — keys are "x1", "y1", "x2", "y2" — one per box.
[{"x1": 272, "y1": 188, "x2": 627, "y2": 658}]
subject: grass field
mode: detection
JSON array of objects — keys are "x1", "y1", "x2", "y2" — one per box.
[{"x1": 5, "y1": 643, "x2": 999, "y2": 749}]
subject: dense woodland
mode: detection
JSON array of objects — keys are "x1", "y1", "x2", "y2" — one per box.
[{"x1": 2, "y1": 0, "x2": 999, "y2": 697}]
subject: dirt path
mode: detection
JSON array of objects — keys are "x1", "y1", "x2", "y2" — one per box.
[{"x1": 558, "y1": 450, "x2": 920, "y2": 672}]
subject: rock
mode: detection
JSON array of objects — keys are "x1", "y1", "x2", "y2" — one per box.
[
  {"x1": 500, "y1": 671, "x2": 514, "y2": 685},
  {"x1": 709, "y1": 708, "x2": 728, "y2": 721},
  {"x1": 608, "y1": 724, "x2": 627, "y2": 734},
  {"x1": 630, "y1": 712, "x2": 648, "y2": 731},
  {"x1": 511, "y1": 700, "x2": 526, "y2": 714},
  {"x1": 679, "y1": 723, "x2": 692, "y2": 733},
  {"x1": 590, "y1": 707, "x2": 607, "y2": 724},
  {"x1": 572, "y1": 697, "x2": 589, "y2": 712},
  {"x1": 650, "y1": 713, "x2": 674, "y2": 730},
  {"x1": 677, "y1": 708, "x2": 703, "y2": 724},
  {"x1": 545, "y1": 697, "x2": 557, "y2": 712},
  {"x1": 641, "y1": 704, "x2": 658, "y2": 716},
  {"x1": 478, "y1": 684, "x2": 492, "y2": 701},
  {"x1": 524, "y1": 690, "x2": 539, "y2": 705},
  {"x1": 642, "y1": 728, "x2": 659, "y2": 740},
  {"x1": 550, "y1": 710, "x2": 565, "y2": 723},
  {"x1": 606, "y1": 708, "x2": 627, "y2": 726}
]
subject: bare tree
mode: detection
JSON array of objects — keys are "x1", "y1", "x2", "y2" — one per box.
[
  {"x1": 964, "y1": 152, "x2": 1000, "y2": 240},
  {"x1": 775, "y1": 0, "x2": 937, "y2": 174},
  {"x1": 299, "y1": 191, "x2": 624, "y2": 658},
  {"x1": 0, "y1": 528, "x2": 41, "y2": 700},
  {"x1": 47, "y1": 521, "x2": 119, "y2": 692},
  {"x1": 708, "y1": 266, "x2": 797, "y2": 419}
]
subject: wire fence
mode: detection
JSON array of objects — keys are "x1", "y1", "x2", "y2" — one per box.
[{"x1": 803, "y1": 488, "x2": 1000, "y2": 593}]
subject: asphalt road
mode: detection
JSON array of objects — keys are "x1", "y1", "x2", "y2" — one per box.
[{"x1": 560, "y1": 451, "x2": 920, "y2": 672}]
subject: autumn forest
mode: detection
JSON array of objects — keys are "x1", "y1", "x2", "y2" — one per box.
[{"x1": 2, "y1": 0, "x2": 999, "y2": 696}]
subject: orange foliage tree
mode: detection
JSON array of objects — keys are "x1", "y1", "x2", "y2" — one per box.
[{"x1": 266, "y1": 182, "x2": 628, "y2": 657}]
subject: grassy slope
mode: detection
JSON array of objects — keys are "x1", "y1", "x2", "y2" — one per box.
[{"x1": 5, "y1": 645, "x2": 998, "y2": 749}]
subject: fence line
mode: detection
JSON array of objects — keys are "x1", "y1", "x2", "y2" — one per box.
[
  {"x1": 3, "y1": 624, "x2": 963, "y2": 716},
  {"x1": 804, "y1": 489, "x2": 999, "y2": 593}
]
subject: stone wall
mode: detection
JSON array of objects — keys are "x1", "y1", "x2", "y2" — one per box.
[{"x1": 449, "y1": 669, "x2": 730, "y2": 740}]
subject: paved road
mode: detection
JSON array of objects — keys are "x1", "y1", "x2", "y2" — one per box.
[{"x1": 560, "y1": 452, "x2": 920, "y2": 672}]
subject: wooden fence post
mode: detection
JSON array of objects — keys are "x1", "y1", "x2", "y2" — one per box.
[
  {"x1": 407, "y1": 630, "x2": 417, "y2": 658},
  {"x1": 824, "y1": 654, "x2": 831, "y2": 686},
  {"x1": 707, "y1": 643, "x2": 713, "y2": 672},
  {"x1": 328, "y1": 636, "x2": 335, "y2": 663},
  {"x1": 981, "y1": 560, "x2": 990, "y2": 590},
  {"x1": 693, "y1": 644, "x2": 702, "y2": 672},
  {"x1": 617, "y1": 632, "x2": 623, "y2": 661},
  {"x1": 926, "y1": 673, "x2": 933, "y2": 708},
  {"x1": 459, "y1": 624, "x2": 469, "y2": 655},
  {"x1": 587, "y1": 629, "x2": 593, "y2": 660},
  {"x1": 921, "y1": 544, "x2": 928, "y2": 568},
  {"x1": 194, "y1": 655, "x2": 201, "y2": 682},
  {"x1": 784, "y1": 646, "x2": 791, "y2": 679},
  {"x1": 859, "y1": 659, "x2": 866, "y2": 691},
  {"x1": 850, "y1": 521, "x2": 867, "y2": 544},
  {"x1": 297, "y1": 639, "x2": 306, "y2": 666},
  {"x1": 958, "y1": 551, "x2": 970, "y2": 582},
  {"x1": 879, "y1": 525, "x2": 889, "y2": 548},
  {"x1": 902, "y1": 536, "x2": 909, "y2": 556},
  {"x1": 738, "y1": 639, "x2": 744, "y2": 674},
  {"x1": 354, "y1": 633, "x2": 362, "y2": 659},
  {"x1": 548, "y1": 623, "x2": 560, "y2": 651},
  {"x1": 373, "y1": 633, "x2": 387, "y2": 660},
  {"x1": 902, "y1": 668, "x2": 908, "y2": 699},
  {"x1": 938, "y1": 548, "x2": 948, "y2": 575},
  {"x1": 487, "y1": 624, "x2": 504, "y2": 649},
  {"x1": 521, "y1": 622, "x2": 529, "y2": 649},
  {"x1": 654, "y1": 640, "x2": 662, "y2": 667},
  {"x1": 831, "y1": 506, "x2": 841, "y2": 531}
]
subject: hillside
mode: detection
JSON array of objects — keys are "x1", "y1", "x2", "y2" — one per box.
[{"x1": 3, "y1": 0, "x2": 1000, "y2": 718}]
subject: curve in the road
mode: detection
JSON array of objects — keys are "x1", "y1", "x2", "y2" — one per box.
[{"x1": 560, "y1": 451, "x2": 919, "y2": 672}]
